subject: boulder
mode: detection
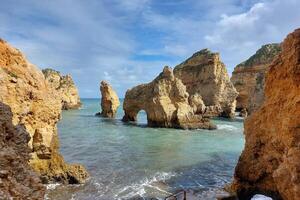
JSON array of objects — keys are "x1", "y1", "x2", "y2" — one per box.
[
  {"x1": 42, "y1": 68, "x2": 81, "y2": 110},
  {"x1": 97, "y1": 81, "x2": 120, "y2": 118},
  {"x1": 0, "y1": 102, "x2": 45, "y2": 199},
  {"x1": 0, "y1": 39, "x2": 88, "y2": 184},
  {"x1": 232, "y1": 29, "x2": 300, "y2": 200},
  {"x1": 122, "y1": 66, "x2": 216, "y2": 130},
  {"x1": 174, "y1": 49, "x2": 238, "y2": 118},
  {"x1": 231, "y1": 44, "x2": 281, "y2": 114}
]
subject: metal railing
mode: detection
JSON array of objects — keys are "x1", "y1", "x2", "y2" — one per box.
[{"x1": 164, "y1": 190, "x2": 187, "y2": 200}]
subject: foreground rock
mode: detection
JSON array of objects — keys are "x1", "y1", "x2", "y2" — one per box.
[
  {"x1": 97, "y1": 81, "x2": 120, "y2": 118},
  {"x1": 123, "y1": 66, "x2": 216, "y2": 129},
  {"x1": 42, "y1": 68, "x2": 81, "y2": 110},
  {"x1": 231, "y1": 44, "x2": 281, "y2": 114},
  {"x1": 0, "y1": 39, "x2": 88, "y2": 184},
  {"x1": 0, "y1": 102, "x2": 45, "y2": 199},
  {"x1": 174, "y1": 49, "x2": 238, "y2": 118},
  {"x1": 233, "y1": 29, "x2": 300, "y2": 199}
]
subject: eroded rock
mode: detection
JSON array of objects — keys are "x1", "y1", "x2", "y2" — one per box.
[
  {"x1": 42, "y1": 68, "x2": 81, "y2": 110},
  {"x1": 232, "y1": 29, "x2": 300, "y2": 200},
  {"x1": 174, "y1": 49, "x2": 238, "y2": 118},
  {"x1": 0, "y1": 102, "x2": 45, "y2": 199},
  {"x1": 0, "y1": 39, "x2": 88, "y2": 184},
  {"x1": 231, "y1": 44, "x2": 281, "y2": 114},
  {"x1": 122, "y1": 66, "x2": 216, "y2": 130},
  {"x1": 97, "y1": 81, "x2": 120, "y2": 118}
]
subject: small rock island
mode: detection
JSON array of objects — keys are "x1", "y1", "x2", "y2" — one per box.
[
  {"x1": 97, "y1": 80, "x2": 120, "y2": 118},
  {"x1": 122, "y1": 66, "x2": 216, "y2": 130}
]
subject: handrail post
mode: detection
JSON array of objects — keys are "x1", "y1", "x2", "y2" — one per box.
[{"x1": 183, "y1": 190, "x2": 186, "y2": 200}]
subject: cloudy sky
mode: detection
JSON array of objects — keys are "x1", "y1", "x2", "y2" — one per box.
[{"x1": 0, "y1": 0, "x2": 299, "y2": 97}]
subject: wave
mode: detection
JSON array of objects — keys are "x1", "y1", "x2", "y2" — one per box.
[
  {"x1": 217, "y1": 124, "x2": 238, "y2": 131},
  {"x1": 114, "y1": 172, "x2": 176, "y2": 200},
  {"x1": 251, "y1": 194, "x2": 273, "y2": 200},
  {"x1": 46, "y1": 183, "x2": 60, "y2": 190}
]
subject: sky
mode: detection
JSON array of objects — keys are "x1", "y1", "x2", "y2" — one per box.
[{"x1": 0, "y1": 0, "x2": 299, "y2": 98}]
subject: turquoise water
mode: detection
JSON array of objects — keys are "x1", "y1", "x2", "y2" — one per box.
[{"x1": 46, "y1": 99, "x2": 244, "y2": 200}]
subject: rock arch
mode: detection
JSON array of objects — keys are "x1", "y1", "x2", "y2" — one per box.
[{"x1": 122, "y1": 66, "x2": 216, "y2": 130}]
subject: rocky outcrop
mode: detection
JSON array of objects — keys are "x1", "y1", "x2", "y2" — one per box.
[
  {"x1": 0, "y1": 102, "x2": 45, "y2": 199},
  {"x1": 42, "y1": 68, "x2": 81, "y2": 110},
  {"x1": 233, "y1": 29, "x2": 300, "y2": 200},
  {"x1": 0, "y1": 39, "x2": 88, "y2": 184},
  {"x1": 231, "y1": 44, "x2": 281, "y2": 114},
  {"x1": 122, "y1": 66, "x2": 216, "y2": 130},
  {"x1": 174, "y1": 49, "x2": 238, "y2": 118},
  {"x1": 97, "y1": 81, "x2": 120, "y2": 118}
]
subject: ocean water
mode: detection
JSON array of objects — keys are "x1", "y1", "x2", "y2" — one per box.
[{"x1": 46, "y1": 99, "x2": 244, "y2": 200}]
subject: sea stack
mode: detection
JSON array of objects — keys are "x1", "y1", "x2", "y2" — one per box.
[
  {"x1": 0, "y1": 39, "x2": 88, "y2": 184},
  {"x1": 123, "y1": 66, "x2": 216, "y2": 130},
  {"x1": 98, "y1": 80, "x2": 120, "y2": 118},
  {"x1": 231, "y1": 44, "x2": 281, "y2": 114},
  {"x1": 233, "y1": 29, "x2": 300, "y2": 199},
  {"x1": 42, "y1": 68, "x2": 81, "y2": 110},
  {"x1": 174, "y1": 49, "x2": 238, "y2": 118},
  {"x1": 0, "y1": 102, "x2": 45, "y2": 199}
]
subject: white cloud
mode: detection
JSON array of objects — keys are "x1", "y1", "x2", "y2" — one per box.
[{"x1": 1, "y1": 0, "x2": 299, "y2": 97}]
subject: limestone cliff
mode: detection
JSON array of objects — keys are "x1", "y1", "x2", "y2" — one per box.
[
  {"x1": 0, "y1": 102, "x2": 45, "y2": 199},
  {"x1": 231, "y1": 44, "x2": 281, "y2": 114},
  {"x1": 98, "y1": 81, "x2": 120, "y2": 118},
  {"x1": 174, "y1": 49, "x2": 238, "y2": 118},
  {"x1": 233, "y1": 29, "x2": 300, "y2": 200},
  {"x1": 123, "y1": 66, "x2": 216, "y2": 130},
  {"x1": 0, "y1": 39, "x2": 88, "y2": 184},
  {"x1": 42, "y1": 68, "x2": 81, "y2": 110}
]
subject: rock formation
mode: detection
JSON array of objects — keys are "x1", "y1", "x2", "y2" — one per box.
[
  {"x1": 42, "y1": 68, "x2": 81, "y2": 110},
  {"x1": 122, "y1": 66, "x2": 216, "y2": 130},
  {"x1": 0, "y1": 102, "x2": 45, "y2": 199},
  {"x1": 174, "y1": 49, "x2": 238, "y2": 118},
  {"x1": 233, "y1": 29, "x2": 300, "y2": 200},
  {"x1": 231, "y1": 44, "x2": 281, "y2": 114},
  {"x1": 97, "y1": 81, "x2": 120, "y2": 118},
  {"x1": 0, "y1": 39, "x2": 88, "y2": 184}
]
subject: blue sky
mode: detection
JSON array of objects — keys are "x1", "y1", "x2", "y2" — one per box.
[{"x1": 0, "y1": 0, "x2": 299, "y2": 97}]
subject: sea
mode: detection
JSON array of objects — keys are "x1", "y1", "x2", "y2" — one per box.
[{"x1": 45, "y1": 98, "x2": 245, "y2": 200}]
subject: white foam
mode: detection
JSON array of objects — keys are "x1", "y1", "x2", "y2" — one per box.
[
  {"x1": 46, "y1": 183, "x2": 60, "y2": 190},
  {"x1": 115, "y1": 172, "x2": 175, "y2": 199},
  {"x1": 217, "y1": 124, "x2": 238, "y2": 131},
  {"x1": 251, "y1": 194, "x2": 273, "y2": 200}
]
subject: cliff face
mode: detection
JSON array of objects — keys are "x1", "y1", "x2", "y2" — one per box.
[
  {"x1": 0, "y1": 39, "x2": 88, "y2": 184},
  {"x1": 0, "y1": 102, "x2": 45, "y2": 199},
  {"x1": 98, "y1": 81, "x2": 120, "y2": 118},
  {"x1": 233, "y1": 29, "x2": 300, "y2": 200},
  {"x1": 42, "y1": 68, "x2": 81, "y2": 110},
  {"x1": 123, "y1": 66, "x2": 216, "y2": 130},
  {"x1": 231, "y1": 44, "x2": 281, "y2": 114},
  {"x1": 174, "y1": 49, "x2": 238, "y2": 118}
]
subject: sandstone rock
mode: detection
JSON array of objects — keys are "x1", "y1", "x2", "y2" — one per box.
[
  {"x1": 42, "y1": 68, "x2": 81, "y2": 110},
  {"x1": 122, "y1": 66, "x2": 216, "y2": 130},
  {"x1": 231, "y1": 44, "x2": 281, "y2": 114},
  {"x1": 232, "y1": 29, "x2": 300, "y2": 200},
  {"x1": 97, "y1": 81, "x2": 120, "y2": 118},
  {"x1": 174, "y1": 49, "x2": 238, "y2": 118},
  {"x1": 0, "y1": 39, "x2": 88, "y2": 184},
  {"x1": 0, "y1": 102, "x2": 45, "y2": 199}
]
